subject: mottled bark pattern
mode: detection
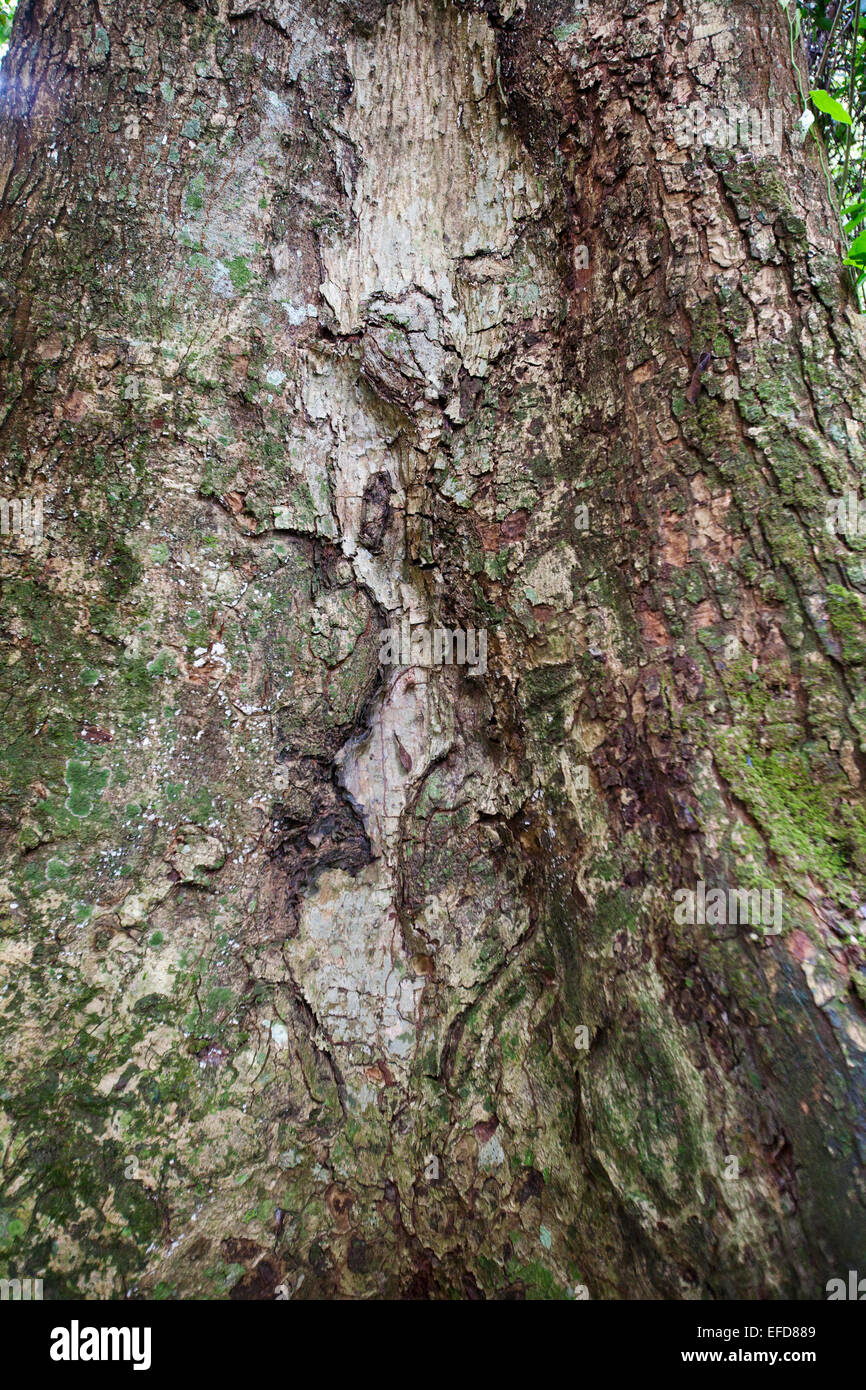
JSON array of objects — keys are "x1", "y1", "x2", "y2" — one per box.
[{"x1": 1, "y1": 0, "x2": 865, "y2": 1299}]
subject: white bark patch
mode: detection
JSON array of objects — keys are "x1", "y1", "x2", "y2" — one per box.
[
  {"x1": 320, "y1": 0, "x2": 540, "y2": 372},
  {"x1": 285, "y1": 864, "x2": 425, "y2": 1087},
  {"x1": 337, "y1": 666, "x2": 453, "y2": 859}
]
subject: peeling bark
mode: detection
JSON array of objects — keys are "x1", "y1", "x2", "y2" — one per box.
[{"x1": 1, "y1": 0, "x2": 866, "y2": 1299}]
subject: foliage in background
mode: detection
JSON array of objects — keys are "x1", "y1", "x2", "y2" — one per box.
[
  {"x1": 0, "y1": 0, "x2": 16, "y2": 56},
  {"x1": 797, "y1": 0, "x2": 866, "y2": 290}
]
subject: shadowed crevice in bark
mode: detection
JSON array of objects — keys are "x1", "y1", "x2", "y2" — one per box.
[{"x1": 0, "y1": 0, "x2": 865, "y2": 1300}]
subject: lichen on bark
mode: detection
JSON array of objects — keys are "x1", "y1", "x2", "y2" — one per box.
[{"x1": 0, "y1": 0, "x2": 866, "y2": 1300}]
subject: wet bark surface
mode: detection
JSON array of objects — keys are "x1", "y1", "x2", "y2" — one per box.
[{"x1": 1, "y1": 0, "x2": 866, "y2": 1298}]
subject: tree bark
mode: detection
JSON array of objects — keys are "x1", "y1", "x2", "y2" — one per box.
[{"x1": 1, "y1": 0, "x2": 866, "y2": 1299}]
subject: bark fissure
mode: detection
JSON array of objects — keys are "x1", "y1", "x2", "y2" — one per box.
[{"x1": 1, "y1": 0, "x2": 866, "y2": 1301}]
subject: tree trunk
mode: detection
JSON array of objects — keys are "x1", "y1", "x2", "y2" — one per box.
[{"x1": 1, "y1": 0, "x2": 866, "y2": 1300}]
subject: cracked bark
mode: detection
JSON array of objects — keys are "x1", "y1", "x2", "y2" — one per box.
[{"x1": 1, "y1": 0, "x2": 866, "y2": 1299}]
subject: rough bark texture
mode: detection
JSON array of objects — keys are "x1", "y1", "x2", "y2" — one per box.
[{"x1": 1, "y1": 0, "x2": 866, "y2": 1300}]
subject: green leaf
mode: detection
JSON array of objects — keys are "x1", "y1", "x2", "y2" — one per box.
[
  {"x1": 0, "y1": 0, "x2": 16, "y2": 48},
  {"x1": 846, "y1": 230, "x2": 866, "y2": 259},
  {"x1": 844, "y1": 200, "x2": 866, "y2": 233},
  {"x1": 809, "y1": 88, "x2": 853, "y2": 123}
]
